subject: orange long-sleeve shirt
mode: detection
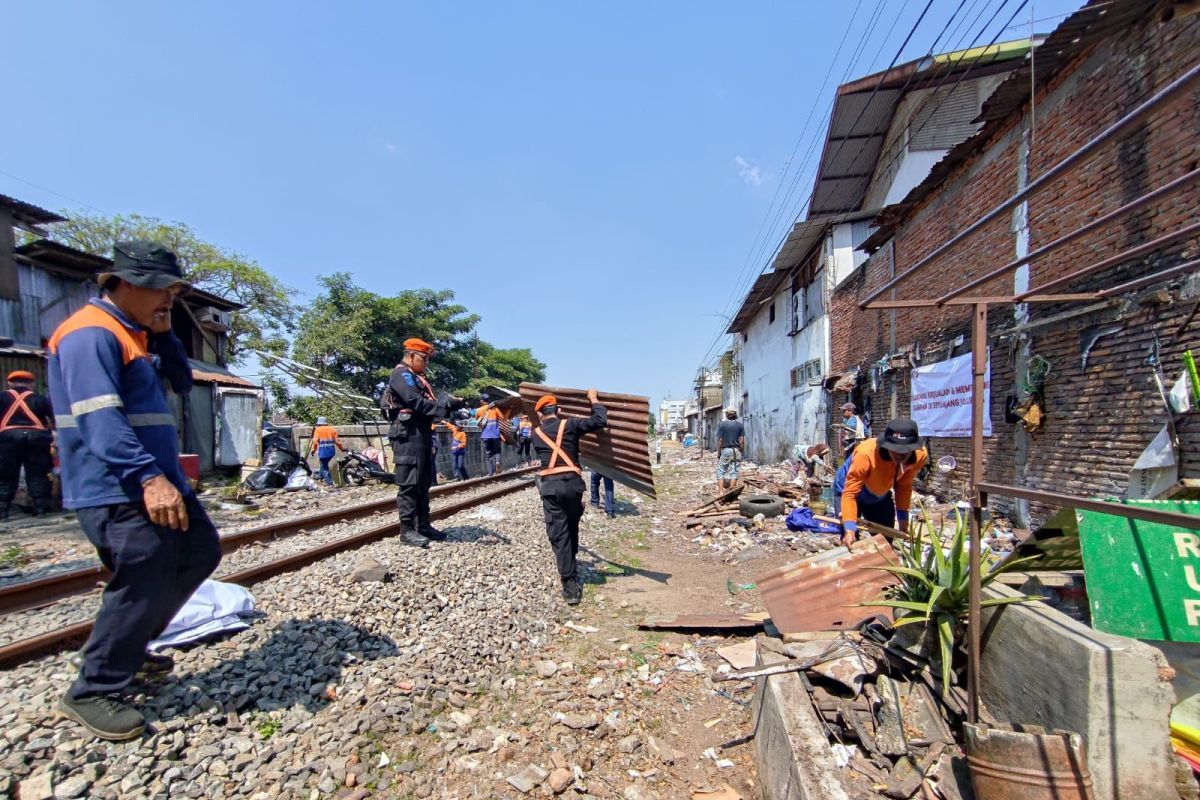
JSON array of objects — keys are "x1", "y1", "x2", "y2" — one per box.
[{"x1": 839, "y1": 438, "x2": 927, "y2": 529}]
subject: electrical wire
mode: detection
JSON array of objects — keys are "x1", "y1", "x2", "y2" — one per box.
[{"x1": 693, "y1": 0, "x2": 884, "y2": 371}]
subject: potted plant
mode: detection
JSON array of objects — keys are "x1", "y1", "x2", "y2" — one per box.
[{"x1": 863, "y1": 507, "x2": 1040, "y2": 692}]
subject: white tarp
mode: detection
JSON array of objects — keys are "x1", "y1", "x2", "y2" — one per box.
[
  {"x1": 910, "y1": 351, "x2": 993, "y2": 438},
  {"x1": 148, "y1": 579, "x2": 256, "y2": 652}
]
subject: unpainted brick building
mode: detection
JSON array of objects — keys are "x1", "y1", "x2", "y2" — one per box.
[{"x1": 830, "y1": 0, "x2": 1200, "y2": 527}]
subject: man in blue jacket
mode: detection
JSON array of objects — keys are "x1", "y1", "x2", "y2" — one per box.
[{"x1": 49, "y1": 241, "x2": 221, "y2": 741}]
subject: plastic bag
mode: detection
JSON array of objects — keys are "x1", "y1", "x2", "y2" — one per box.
[{"x1": 785, "y1": 506, "x2": 841, "y2": 534}]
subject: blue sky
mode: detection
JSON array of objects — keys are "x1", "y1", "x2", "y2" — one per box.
[{"x1": 3, "y1": 0, "x2": 1082, "y2": 409}]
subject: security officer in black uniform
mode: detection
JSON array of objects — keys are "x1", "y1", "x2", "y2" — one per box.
[
  {"x1": 385, "y1": 338, "x2": 462, "y2": 547},
  {"x1": 531, "y1": 389, "x2": 607, "y2": 605},
  {"x1": 0, "y1": 370, "x2": 55, "y2": 519}
]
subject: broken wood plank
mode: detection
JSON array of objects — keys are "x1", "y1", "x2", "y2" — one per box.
[
  {"x1": 872, "y1": 675, "x2": 910, "y2": 756},
  {"x1": 679, "y1": 485, "x2": 744, "y2": 516},
  {"x1": 638, "y1": 613, "x2": 766, "y2": 633}
]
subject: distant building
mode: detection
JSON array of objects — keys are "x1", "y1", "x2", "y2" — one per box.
[
  {"x1": 658, "y1": 398, "x2": 687, "y2": 433},
  {"x1": 0, "y1": 194, "x2": 262, "y2": 473}
]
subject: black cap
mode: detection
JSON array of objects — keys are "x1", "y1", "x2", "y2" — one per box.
[
  {"x1": 101, "y1": 241, "x2": 191, "y2": 291},
  {"x1": 878, "y1": 418, "x2": 922, "y2": 454}
]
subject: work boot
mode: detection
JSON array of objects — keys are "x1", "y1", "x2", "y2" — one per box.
[
  {"x1": 68, "y1": 651, "x2": 174, "y2": 676},
  {"x1": 0, "y1": 504, "x2": 8, "y2": 521},
  {"x1": 418, "y1": 523, "x2": 446, "y2": 542},
  {"x1": 400, "y1": 529, "x2": 430, "y2": 548},
  {"x1": 57, "y1": 693, "x2": 145, "y2": 741},
  {"x1": 140, "y1": 652, "x2": 175, "y2": 675},
  {"x1": 561, "y1": 577, "x2": 583, "y2": 606}
]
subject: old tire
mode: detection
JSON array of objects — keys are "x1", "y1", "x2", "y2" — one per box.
[{"x1": 740, "y1": 494, "x2": 786, "y2": 518}]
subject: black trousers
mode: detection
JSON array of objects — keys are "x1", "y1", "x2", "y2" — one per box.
[
  {"x1": 394, "y1": 441, "x2": 434, "y2": 529},
  {"x1": 71, "y1": 494, "x2": 221, "y2": 699},
  {"x1": 518, "y1": 439, "x2": 531, "y2": 462},
  {"x1": 0, "y1": 429, "x2": 53, "y2": 510},
  {"x1": 540, "y1": 474, "x2": 585, "y2": 582}
]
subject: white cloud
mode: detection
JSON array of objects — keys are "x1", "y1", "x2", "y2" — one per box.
[{"x1": 734, "y1": 155, "x2": 762, "y2": 186}]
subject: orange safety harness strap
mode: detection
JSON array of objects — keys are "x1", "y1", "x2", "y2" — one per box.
[
  {"x1": 534, "y1": 420, "x2": 582, "y2": 478},
  {"x1": 0, "y1": 390, "x2": 46, "y2": 432}
]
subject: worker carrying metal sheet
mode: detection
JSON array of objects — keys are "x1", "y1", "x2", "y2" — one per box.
[
  {"x1": 833, "y1": 418, "x2": 927, "y2": 548},
  {"x1": 0, "y1": 369, "x2": 55, "y2": 518},
  {"x1": 531, "y1": 389, "x2": 607, "y2": 605},
  {"x1": 384, "y1": 338, "x2": 464, "y2": 547}
]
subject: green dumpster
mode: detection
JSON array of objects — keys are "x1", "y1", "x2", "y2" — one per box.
[{"x1": 1077, "y1": 499, "x2": 1200, "y2": 641}]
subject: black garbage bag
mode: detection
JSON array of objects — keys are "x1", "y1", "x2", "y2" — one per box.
[{"x1": 243, "y1": 467, "x2": 286, "y2": 491}]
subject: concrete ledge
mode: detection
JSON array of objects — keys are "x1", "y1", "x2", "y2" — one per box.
[
  {"x1": 751, "y1": 646, "x2": 851, "y2": 800},
  {"x1": 981, "y1": 583, "x2": 1177, "y2": 800}
]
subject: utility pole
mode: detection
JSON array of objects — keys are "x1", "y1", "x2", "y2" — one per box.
[{"x1": 697, "y1": 366, "x2": 706, "y2": 451}]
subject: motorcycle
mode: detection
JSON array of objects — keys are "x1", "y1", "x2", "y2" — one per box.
[{"x1": 338, "y1": 449, "x2": 395, "y2": 486}]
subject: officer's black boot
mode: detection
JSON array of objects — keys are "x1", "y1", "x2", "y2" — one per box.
[
  {"x1": 418, "y1": 522, "x2": 446, "y2": 542},
  {"x1": 561, "y1": 577, "x2": 582, "y2": 606},
  {"x1": 399, "y1": 528, "x2": 430, "y2": 548},
  {"x1": 0, "y1": 503, "x2": 8, "y2": 521}
]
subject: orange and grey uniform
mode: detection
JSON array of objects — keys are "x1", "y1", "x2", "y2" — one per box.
[
  {"x1": 48, "y1": 298, "x2": 221, "y2": 700},
  {"x1": 0, "y1": 384, "x2": 55, "y2": 512},
  {"x1": 447, "y1": 423, "x2": 469, "y2": 480},
  {"x1": 835, "y1": 438, "x2": 928, "y2": 534},
  {"x1": 532, "y1": 404, "x2": 608, "y2": 582}
]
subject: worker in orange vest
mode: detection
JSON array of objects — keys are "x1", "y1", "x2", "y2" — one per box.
[
  {"x1": 531, "y1": 390, "x2": 607, "y2": 605},
  {"x1": 0, "y1": 370, "x2": 55, "y2": 518},
  {"x1": 445, "y1": 421, "x2": 469, "y2": 481},
  {"x1": 309, "y1": 416, "x2": 345, "y2": 485}
]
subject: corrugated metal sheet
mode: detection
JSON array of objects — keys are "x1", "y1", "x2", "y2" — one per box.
[
  {"x1": 756, "y1": 534, "x2": 900, "y2": 633},
  {"x1": 909, "y1": 82, "x2": 980, "y2": 152},
  {"x1": 0, "y1": 194, "x2": 65, "y2": 226},
  {"x1": 0, "y1": 347, "x2": 46, "y2": 392},
  {"x1": 518, "y1": 383, "x2": 656, "y2": 498},
  {"x1": 771, "y1": 218, "x2": 831, "y2": 274},
  {"x1": 726, "y1": 270, "x2": 789, "y2": 334},
  {"x1": 0, "y1": 263, "x2": 97, "y2": 345}
]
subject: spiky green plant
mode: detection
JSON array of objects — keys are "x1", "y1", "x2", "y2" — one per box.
[{"x1": 865, "y1": 505, "x2": 1040, "y2": 692}]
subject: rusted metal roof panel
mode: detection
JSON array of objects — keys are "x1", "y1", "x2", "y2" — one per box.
[
  {"x1": 756, "y1": 534, "x2": 900, "y2": 633},
  {"x1": 519, "y1": 382, "x2": 656, "y2": 498}
]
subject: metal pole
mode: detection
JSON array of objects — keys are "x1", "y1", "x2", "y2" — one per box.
[
  {"x1": 859, "y1": 60, "x2": 1200, "y2": 309},
  {"x1": 968, "y1": 302, "x2": 988, "y2": 725}
]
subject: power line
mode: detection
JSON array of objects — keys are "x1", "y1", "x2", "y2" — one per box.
[
  {"x1": 0, "y1": 168, "x2": 107, "y2": 216},
  {"x1": 693, "y1": 0, "x2": 895, "y2": 371},
  {"x1": 695, "y1": 0, "x2": 879, "y2": 371}
]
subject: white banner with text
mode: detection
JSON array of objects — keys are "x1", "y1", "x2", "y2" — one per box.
[{"x1": 910, "y1": 351, "x2": 992, "y2": 438}]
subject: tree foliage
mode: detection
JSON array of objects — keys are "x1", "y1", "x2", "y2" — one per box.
[
  {"x1": 284, "y1": 273, "x2": 546, "y2": 422},
  {"x1": 43, "y1": 212, "x2": 296, "y2": 364}
]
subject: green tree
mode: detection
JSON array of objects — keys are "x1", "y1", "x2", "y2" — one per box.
[
  {"x1": 43, "y1": 212, "x2": 296, "y2": 364},
  {"x1": 285, "y1": 273, "x2": 545, "y2": 421}
]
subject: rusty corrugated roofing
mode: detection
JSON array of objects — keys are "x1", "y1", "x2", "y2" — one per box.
[
  {"x1": 756, "y1": 534, "x2": 900, "y2": 633},
  {"x1": 519, "y1": 383, "x2": 656, "y2": 498}
]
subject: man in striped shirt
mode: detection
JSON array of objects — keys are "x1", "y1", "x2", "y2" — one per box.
[{"x1": 49, "y1": 241, "x2": 221, "y2": 741}]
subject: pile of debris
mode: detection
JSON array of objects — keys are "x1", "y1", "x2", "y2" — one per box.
[
  {"x1": 735, "y1": 629, "x2": 977, "y2": 799},
  {"x1": 678, "y1": 485, "x2": 839, "y2": 562}
]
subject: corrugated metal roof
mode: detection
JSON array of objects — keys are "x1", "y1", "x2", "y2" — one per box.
[
  {"x1": 770, "y1": 217, "x2": 831, "y2": 274},
  {"x1": 807, "y1": 40, "x2": 1033, "y2": 217},
  {"x1": 862, "y1": 0, "x2": 1148, "y2": 251},
  {"x1": 0, "y1": 194, "x2": 65, "y2": 227},
  {"x1": 15, "y1": 239, "x2": 111, "y2": 277},
  {"x1": 519, "y1": 383, "x2": 656, "y2": 498},
  {"x1": 190, "y1": 359, "x2": 259, "y2": 388},
  {"x1": 726, "y1": 270, "x2": 789, "y2": 334}
]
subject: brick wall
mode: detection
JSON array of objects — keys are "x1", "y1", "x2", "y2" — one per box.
[{"x1": 830, "y1": 11, "x2": 1200, "y2": 525}]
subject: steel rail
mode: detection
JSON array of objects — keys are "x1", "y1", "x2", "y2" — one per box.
[
  {"x1": 0, "y1": 476, "x2": 536, "y2": 667},
  {"x1": 0, "y1": 467, "x2": 537, "y2": 616},
  {"x1": 859, "y1": 60, "x2": 1200, "y2": 309}
]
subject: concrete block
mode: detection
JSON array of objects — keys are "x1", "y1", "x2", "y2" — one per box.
[
  {"x1": 981, "y1": 583, "x2": 1177, "y2": 800},
  {"x1": 751, "y1": 645, "x2": 851, "y2": 800}
]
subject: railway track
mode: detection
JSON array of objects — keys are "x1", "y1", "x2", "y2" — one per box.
[{"x1": 0, "y1": 468, "x2": 537, "y2": 667}]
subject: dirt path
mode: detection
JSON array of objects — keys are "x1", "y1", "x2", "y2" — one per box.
[{"x1": 406, "y1": 454, "x2": 780, "y2": 800}]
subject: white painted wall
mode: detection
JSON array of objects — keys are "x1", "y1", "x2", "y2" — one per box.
[{"x1": 737, "y1": 261, "x2": 832, "y2": 463}]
